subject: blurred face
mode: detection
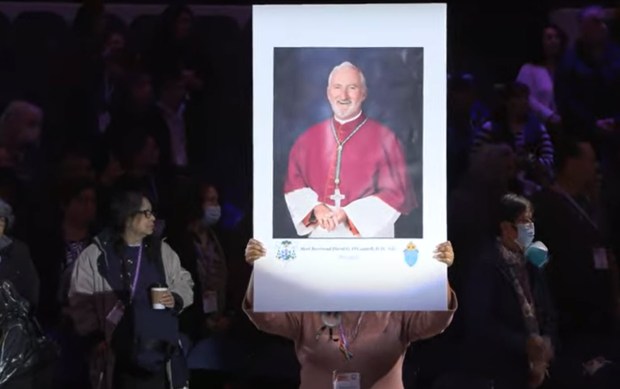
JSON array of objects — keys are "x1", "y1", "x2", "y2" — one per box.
[
  {"x1": 14, "y1": 108, "x2": 42, "y2": 146},
  {"x1": 127, "y1": 197, "x2": 156, "y2": 237},
  {"x1": 60, "y1": 155, "x2": 95, "y2": 180},
  {"x1": 484, "y1": 147, "x2": 517, "y2": 187},
  {"x1": 65, "y1": 188, "x2": 97, "y2": 227},
  {"x1": 507, "y1": 93, "x2": 530, "y2": 119},
  {"x1": 327, "y1": 66, "x2": 367, "y2": 121},
  {"x1": 134, "y1": 136, "x2": 160, "y2": 169},
  {"x1": 581, "y1": 11, "x2": 608, "y2": 45},
  {"x1": 162, "y1": 79, "x2": 187, "y2": 108},
  {"x1": 543, "y1": 27, "x2": 562, "y2": 58},
  {"x1": 175, "y1": 11, "x2": 193, "y2": 40},
  {"x1": 107, "y1": 60, "x2": 127, "y2": 81},
  {"x1": 202, "y1": 185, "x2": 219, "y2": 208},
  {"x1": 131, "y1": 75, "x2": 153, "y2": 107},
  {"x1": 101, "y1": 155, "x2": 124, "y2": 185},
  {"x1": 0, "y1": 217, "x2": 6, "y2": 237},
  {"x1": 104, "y1": 32, "x2": 125, "y2": 55}
]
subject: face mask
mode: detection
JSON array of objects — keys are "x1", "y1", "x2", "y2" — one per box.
[
  {"x1": 202, "y1": 205, "x2": 221, "y2": 227},
  {"x1": 515, "y1": 223, "x2": 535, "y2": 249},
  {"x1": 525, "y1": 241, "x2": 549, "y2": 268}
]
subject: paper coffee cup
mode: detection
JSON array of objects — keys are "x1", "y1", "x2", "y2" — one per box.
[{"x1": 151, "y1": 287, "x2": 168, "y2": 310}]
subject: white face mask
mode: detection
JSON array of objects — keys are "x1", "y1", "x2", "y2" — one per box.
[{"x1": 202, "y1": 205, "x2": 221, "y2": 227}]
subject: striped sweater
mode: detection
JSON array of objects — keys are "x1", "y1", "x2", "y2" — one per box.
[{"x1": 471, "y1": 114, "x2": 554, "y2": 170}]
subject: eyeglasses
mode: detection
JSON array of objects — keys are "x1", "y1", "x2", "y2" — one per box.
[{"x1": 135, "y1": 209, "x2": 156, "y2": 219}]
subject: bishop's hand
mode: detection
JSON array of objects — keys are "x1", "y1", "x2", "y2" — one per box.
[
  {"x1": 334, "y1": 208, "x2": 348, "y2": 225},
  {"x1": 245, "y1": 239, "x2": 266, "y2": 265},
  {"x1": 313, "y1": 204, "x2": 337, "y2": 231}
]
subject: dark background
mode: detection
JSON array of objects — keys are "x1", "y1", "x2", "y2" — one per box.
[
  {"x1": 272, "y1": 47, "x2": 424, "y2": 239},
  {"x1": 11, "y1": 0, "x2": 598, "y2": 88}
]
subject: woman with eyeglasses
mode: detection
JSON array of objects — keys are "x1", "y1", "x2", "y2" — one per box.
[{"x1": 68, "y1": 190, "x2": 193, "y2": 389}]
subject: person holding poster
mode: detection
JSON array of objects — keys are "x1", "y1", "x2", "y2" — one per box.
[
  {"x1": 242, "y1": 238, "x2": 456, "y2": 389},
  {"x1": 283, "y1": 61, "x2": 417, "y2": 238}
]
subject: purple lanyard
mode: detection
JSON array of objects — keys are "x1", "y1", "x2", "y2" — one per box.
[{"x1": 129, "y1": 244, "x2": 144, "y2": 303}]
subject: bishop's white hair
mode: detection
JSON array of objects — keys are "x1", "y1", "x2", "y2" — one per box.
[{"x1": 327, "y1": 61, "x2": 367, "y2": 90}]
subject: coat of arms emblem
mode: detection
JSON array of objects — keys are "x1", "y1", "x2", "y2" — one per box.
[
  {"x1": 403, "y1": 242, "x2": 419, "y2": 267},
  {"x1": 276, "y1": 240, "x2": 296, "y2": 261}
]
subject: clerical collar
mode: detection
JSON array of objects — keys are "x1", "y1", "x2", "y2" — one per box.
[{"x1": 334, "y1": 111, "x2": 363, "y2": 125}]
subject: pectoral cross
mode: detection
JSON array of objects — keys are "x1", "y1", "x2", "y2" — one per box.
[
  {"x1": 329, "y1": 118, "x2": 368, "y2": 209},
  {"x1": 330, "y1": 187, "x2": 346, "y2": 209}
]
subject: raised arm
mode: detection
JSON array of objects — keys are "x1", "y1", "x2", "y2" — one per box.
[
  {"x1": 242, "y1": 239, "x2": 302, "y2": 340},
  {"x1": 402, "y1": 242, "x2": 458, "y2": 343}
]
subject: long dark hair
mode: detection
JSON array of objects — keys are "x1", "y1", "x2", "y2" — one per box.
[
  {"x1": 529, "y1": 23, "x2": 568, "y2": 65},
  {"x1": 155, "y1": 3, "x2": 193, "y2": 43},
  {"x1": 108, "y1": 190, "x2": 158, "y2": 261}
]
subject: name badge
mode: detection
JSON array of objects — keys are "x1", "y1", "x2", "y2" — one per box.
[
  {"x1": 593, "y1": 248, "x2": 609, "y2": 270},
  {"x1": 106, "y1": 300, "x2": 125, "y2": 326},
  {"x1": 333, "y1": 372, "x2": 360, "y2": 389},
  {"x1": 203, "y1": 290, "x2": 218, "y2": 313}
]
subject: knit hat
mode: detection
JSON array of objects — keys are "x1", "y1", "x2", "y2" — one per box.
[{"x1": 0, "y1": 198, "x2": 14, "y2": 230}]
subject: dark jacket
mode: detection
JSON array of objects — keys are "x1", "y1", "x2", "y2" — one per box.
[
  {"x1": 0, "y1": 238, "x2": 39, "y2": 310},
  {"x1": 532, "y1": 188, "x2": 616, "y2": 339},
  {"x1": 457, "y1": 240, "x2": 557, "y2": 388}
]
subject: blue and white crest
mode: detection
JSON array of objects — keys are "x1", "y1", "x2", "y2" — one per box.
[
  {"x1": 404, "y1": 242, "x2": 419, "y2": 267},
  {"x1": 276, "y1": 240, "x2": 296, "y2": 261}
]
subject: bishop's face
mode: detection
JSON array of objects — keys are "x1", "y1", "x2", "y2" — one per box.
[{"x1": 327, "y1": 67, "x2": 367, "y2": 121}]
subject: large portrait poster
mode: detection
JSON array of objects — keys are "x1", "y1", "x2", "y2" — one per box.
[{"x1": 252, "y1": 4, "x2": 447, "y2": 312}]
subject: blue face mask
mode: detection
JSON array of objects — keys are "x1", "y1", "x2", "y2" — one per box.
[
  {"x1": 515, "y1": 223, "x2": 535, "y2": 249},
  {"x1": 525, "y1": 241, "x2": 549, "y2": 268},
  {"x1": 203, "y1": 205, "x2": 221, "y2": 227}
]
